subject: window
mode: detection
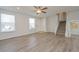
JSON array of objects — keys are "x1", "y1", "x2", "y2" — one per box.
[
  {"x1": 29, "y1": 18, "x2": 35, "y2": 30},
  {"x1": 0, "y1": 13, "x2": 15, "y2": 32}
]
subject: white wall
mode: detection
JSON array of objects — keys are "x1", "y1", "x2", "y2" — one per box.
[
  {"x1": 46, "y1": 15, "x2": 59, "y2": 34},
  {"x1": 0, "y1": 13, "x2": 29, "y2": 40},
  {"x1": 0, "y1": 9, "x2": 43, "y2": 40},
  {"x1": 0, "y1": 9, "x2": 60, "y2": 40},
  {"x1": 67, "y1": 11, "x2": 79, "y2": 20},
  {"x1": 39, "y1": 18, "x2": 47, "y2": 32}
]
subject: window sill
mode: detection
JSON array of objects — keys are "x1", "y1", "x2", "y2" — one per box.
[{"x1": 0, "y1": 30, "x2": 16, "y2": 33}]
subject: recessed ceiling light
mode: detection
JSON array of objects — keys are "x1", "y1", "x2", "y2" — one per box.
[{"x1": 16, "y1": 7, "x2": 20, "y2": 10}]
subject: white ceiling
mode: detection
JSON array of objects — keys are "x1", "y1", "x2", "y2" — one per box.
[{"x1": 0, "y1": 6, "x2": 79, "y2": 17}]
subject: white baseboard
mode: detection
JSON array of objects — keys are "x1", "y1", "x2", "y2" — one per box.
[{"x1": 0, "y1": 31, "x2": 55, "y2": 40}]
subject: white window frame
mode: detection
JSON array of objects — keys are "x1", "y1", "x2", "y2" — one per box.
[
  {"x1": 29, "y1": 18, "x2": 36, "y2": 30},
  {"x1": 0, "y1": 13, "x2": 16, "y2": 33}
]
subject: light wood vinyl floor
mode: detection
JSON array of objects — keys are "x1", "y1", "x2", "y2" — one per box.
[{"x1": 0, "y1": 32, "x2": 79, "y2": 52}]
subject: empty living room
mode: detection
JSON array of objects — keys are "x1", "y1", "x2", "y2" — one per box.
[{"x1": 0, "y1": 6, "x2": 79, "y2": 52}]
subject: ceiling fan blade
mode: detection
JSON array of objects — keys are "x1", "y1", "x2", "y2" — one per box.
[
  {"x1": 38, "y1": 6, "x2": 41, "y2": 9},
  {"x1": 42, "y1": 11, "x2": 47, "y2": 13},
  {"x1": 34, "y1": 6, "x2": 39, "y2": 9},
  {"x1": 42, "y1": 7, "x2": 48, "y2": 10}
]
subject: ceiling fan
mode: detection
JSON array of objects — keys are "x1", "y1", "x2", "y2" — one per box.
[{"x1": 34, "y1": 6, "x2": 48, "y2": 15}]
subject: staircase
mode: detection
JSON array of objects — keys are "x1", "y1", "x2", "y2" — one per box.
[{"x1": 57, "y1": 21, "x2": 66, "y2": 35}]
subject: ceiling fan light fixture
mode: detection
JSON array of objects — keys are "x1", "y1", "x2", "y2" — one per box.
[{"x1": 36, "y1": 9, "x2": 42, "y2": 14}]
